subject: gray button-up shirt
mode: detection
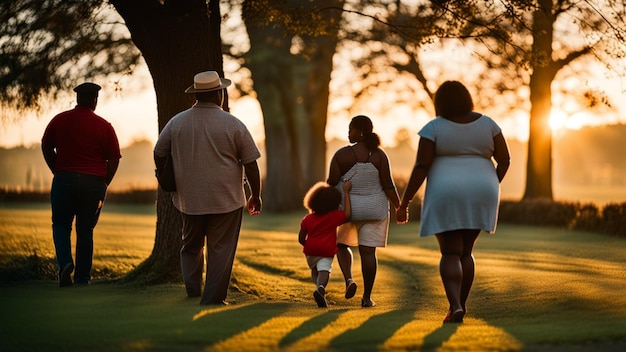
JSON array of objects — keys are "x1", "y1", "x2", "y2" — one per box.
[{"x1": 154, "y1": 102, "x2": 261, "y2": 214}]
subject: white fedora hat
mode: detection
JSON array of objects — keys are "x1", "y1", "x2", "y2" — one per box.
[{"x1": 184, "y1": 71, "x2": 231, "y2": 93}]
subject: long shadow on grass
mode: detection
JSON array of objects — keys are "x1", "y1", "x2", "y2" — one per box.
[
  {"x1": 279, "y1": 309, "x2": 349, "y2": 348},
  {"x1": 421, "y1": 324, "x2": 460, "y2": 350},
  {"x1": 329, "y1": 309, "x2": 417, "y2": 349},
  {"x1": 237, "y1": 257, "x2": 301, "y2": 279},
  {"x1": 191, "y1": 302, "x2": 291, "y2": 344}
]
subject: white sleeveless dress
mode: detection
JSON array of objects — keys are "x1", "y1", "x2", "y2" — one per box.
[
  {"x1": 418, "y1": 115, "x2": 502, "y2": 237},
  {"x1": 336, "y1": 159, "x2": 390, "y2": 247}
]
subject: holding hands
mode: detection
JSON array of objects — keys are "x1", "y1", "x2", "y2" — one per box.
[{"x1": 396, "y1": 204, "x2": 409, "y2": 224}]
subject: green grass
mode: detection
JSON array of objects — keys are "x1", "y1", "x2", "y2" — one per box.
[
  {"x1": 1, "y1": 204, "x2": 625, "y2": 351},
  {"x1": 0, "y1": 202, "x2": 155, "y2": 277}
]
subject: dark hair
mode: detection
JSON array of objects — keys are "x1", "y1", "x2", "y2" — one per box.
[
  {"x1": 76, "y1": 93, "x2": 97, "y2": 107},
  {"x1": 433, "y1": 81, "x2": 474, "y2": 118},
  {"x1": 303, "y1": 182, "x2": 342, "y2": 215},
  {"x1": 350, "y1": 115, "x2": 380, "y2": 151},
  {"x1": 196, "y1": 90, "x2": 222, "y2": 102}
]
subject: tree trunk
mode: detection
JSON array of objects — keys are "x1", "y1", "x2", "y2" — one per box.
[
  {"x1": 523, "y1": 2, "x2": 558, "y2": 200},
  {"x1": 121, "y1": 192, "x2": 182, "y2": 285},
  {"x1": 111, "y1": 0, "x2": 221, "y2": 284},
  {"x1": 242, "y1": 17, "x2": 305, "y2": 212},
  {"x1": 242, "y1": 0, "x2": 343, "y2": 211},
  {"x1": 302, "y1": 31, "x2": 339, "y2": 187}
]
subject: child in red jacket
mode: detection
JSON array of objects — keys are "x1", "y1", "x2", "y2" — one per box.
[{"x1": 299, "y1": 181, "x2": 352, "y2": 307}]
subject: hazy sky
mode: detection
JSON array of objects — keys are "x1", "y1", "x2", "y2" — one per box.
[
  {"x1": 3, "y1": 1, "x2": 626, "y2": 150},
  {"x1": 2, "y1": 56, "x2": 625, "y2": 150}
]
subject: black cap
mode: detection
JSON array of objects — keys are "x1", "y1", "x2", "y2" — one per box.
[{"x1": 73, "y1": 82, "x2": 101, "y2": 95}]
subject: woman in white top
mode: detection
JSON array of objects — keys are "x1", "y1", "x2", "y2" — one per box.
[
  {"x1": 397, "y1": 81, "x2": 510, "y2": 323},
  {"x1": 327, "y1": 115, "x2": 401, "y2": 308}
]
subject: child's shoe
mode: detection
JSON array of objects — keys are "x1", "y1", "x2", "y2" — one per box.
[{"x1": 313, "y1": 285, "x2": 327, "y2": 308}]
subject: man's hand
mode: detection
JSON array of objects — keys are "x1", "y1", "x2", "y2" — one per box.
[{"x1": 247, "y1": 196, "x2": 262, "y2": 216}]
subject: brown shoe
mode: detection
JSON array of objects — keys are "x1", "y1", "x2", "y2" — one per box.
[
  {"x1": 443, "y1": 308, "x2": 465, "y2": 323},
  {"x1": 345, "y1": 279, "x2": 357, "y2": 299},
  {"x1": 59, "y1": 263, "x2": 74, "y2": 287},
  {"x1": 361, "y1": 298, "x2": 376, "y2": 308},
  {"x1": 313, "y1": 286, "x2": 327, "y2": 308}
]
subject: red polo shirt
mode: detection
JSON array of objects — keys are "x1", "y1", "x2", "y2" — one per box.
[{"x1": 42, "y1": 106, "x2": 121, "y2": 177}]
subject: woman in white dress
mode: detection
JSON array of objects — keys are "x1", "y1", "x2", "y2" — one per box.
[
  {"x1": 328, "y1": 115, "x2": 401, "y2": 308},
  {"x1": 397, "y1": 81, "x2": 510, "y2": 323}
]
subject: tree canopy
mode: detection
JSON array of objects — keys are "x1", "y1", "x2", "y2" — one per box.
[
  {"x1": 328, "y1": 0, "x2": 626, "y2": 199},
  {"x1": 0, "y1": 0, "x2": 141, "y2": 114}
]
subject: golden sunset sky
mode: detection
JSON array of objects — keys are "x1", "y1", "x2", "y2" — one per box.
[{"x1": 1, "y1": 40, "x2": 625, "y2": 150}]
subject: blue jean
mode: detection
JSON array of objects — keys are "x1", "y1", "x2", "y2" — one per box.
[{"x1": 50, "y1": 172, "x2": 107, "y2": 283}]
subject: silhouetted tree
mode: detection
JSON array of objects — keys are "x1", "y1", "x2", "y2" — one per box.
[
  {"x1": 1, "y1": 0, "x2": 349, "y2": 283},
  {"x1": 240, "y1": 0, "x2": 345, "y2": 210},
  {"x1": 1, "y1": 0, "x2": 225, "y2": 284},
  {"x1": 343, "y1": 0, "x2": 626, "y2": 200}
]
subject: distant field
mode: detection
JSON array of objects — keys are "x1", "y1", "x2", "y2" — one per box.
[
  {"x1": 1, "y1": 202, "x2": 626, "y2": 351},
  {"x1": 0, "y1": 202, "x2": 156, "y2": 275},
  {"x1": 551, "y1": 184, "x2": 626, "y2": 206}
]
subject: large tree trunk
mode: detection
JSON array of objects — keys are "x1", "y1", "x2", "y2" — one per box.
[
  {"x1": 242, "y1": 0, "x2": 343, "y2": 211},
  {"x1": 121, "y1": 193, "x2": 182, "y2": 284},
  {"x1": 523, "y1": 2, "x2": 558, "y2": 200},
  {"x1": 303, "y1": 30, "x2": 339, "y2": 187},
  {"x1": 111, "y1": 0, "x2": 221, "y2": 284},
  {"x1": 244, "y1": 26, "x2": 306, "y2": 211}
]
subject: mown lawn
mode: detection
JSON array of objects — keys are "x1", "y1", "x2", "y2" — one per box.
[{"x1": 1, "y1": 203, "x2": 625, "y2": 351}]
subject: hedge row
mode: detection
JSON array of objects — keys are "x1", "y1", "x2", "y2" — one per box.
[
  {"x1": 2, "y1": 188, "x2": 625, "y2": 238},
  {"x1": 405, "y1": 198, "x2": 626, "y2": 238},
  {"x1": 499, "y1": 199, "x2": 626, "y2": 237}
]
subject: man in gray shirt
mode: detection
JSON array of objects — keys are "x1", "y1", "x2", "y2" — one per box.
[{"x1": 154, "y1": 71, "x2": 262, "y2": 305}]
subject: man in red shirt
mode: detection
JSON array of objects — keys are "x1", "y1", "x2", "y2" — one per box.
[{"x1": 42, "y1": 82, "x2": 121, "y2": 287}]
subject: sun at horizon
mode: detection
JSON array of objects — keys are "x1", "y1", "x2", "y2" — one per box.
[
  {"x1": 549, "y1": 109, "x2": 593, "y2": 133},
  {"x1": 549, "y1": 109, "x2": 568, "y2": 132}
]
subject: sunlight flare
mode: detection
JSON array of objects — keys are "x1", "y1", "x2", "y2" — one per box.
[{"x1": 549, "y1": 109, "x2": 568, "y2": 132}]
